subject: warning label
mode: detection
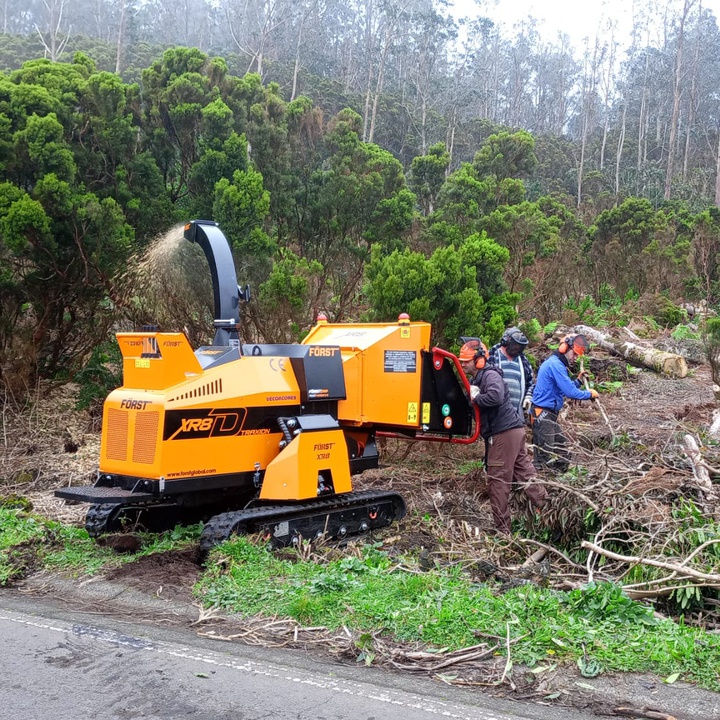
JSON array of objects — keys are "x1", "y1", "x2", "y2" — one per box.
[
  {"x1": 422, "y1": 403, "x2": 430, "y2": 424},
  {"x1": 407, "y1": 402, "x2": 418, "y2": 423},
  {"x1": 384, "y1": 350, "x2": 417, "y2": 373}
]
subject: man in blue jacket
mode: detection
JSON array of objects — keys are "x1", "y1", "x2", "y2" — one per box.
[{"x1": 531, "y1": 334, "x2": 599, "y2": 472}]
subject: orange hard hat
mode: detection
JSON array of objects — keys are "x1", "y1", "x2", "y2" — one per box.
[
  {"x1": 458, "y1": 340, "x2": 479, "y2": 361},
  {"x1": 458, "y1": 338, "x2": 487, "y2": 362}
]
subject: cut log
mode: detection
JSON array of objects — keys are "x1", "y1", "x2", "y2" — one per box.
[{"x1": 574, "y1": 325, "x2": 688, "y2": 378}]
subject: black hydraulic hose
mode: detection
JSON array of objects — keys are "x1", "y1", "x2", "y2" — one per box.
[{"x1": 276, "y1": 417, "x2": 294, "y2": 446}]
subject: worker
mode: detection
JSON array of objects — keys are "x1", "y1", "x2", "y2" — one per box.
[
  {"x1": 488, "y1": 326, "x2": 534, "y2": 418},
  {"x1": 459, "y1": 338, "x2": 546, "y2": 536},
  {"x1": 530, "y1": 334, "x2": 599, "y2": 472}
]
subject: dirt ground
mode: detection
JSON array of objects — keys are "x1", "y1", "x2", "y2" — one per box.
[{"x1": 3, "y1": 333, "x2": 720, "y2": 718}]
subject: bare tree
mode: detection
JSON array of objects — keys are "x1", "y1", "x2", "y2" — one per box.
[
  {"x1": 577, "y1": 35, "x2": 602, "y2": 207},
  {"x1": 222, "y1": 0, "x2": 290, "y2": 77},
  {"x1": 664, "y1": 0, "x2": 697, "y2": 201},
  {"x1": 35, "y1": 0, "x2": 70, "y2": 61},
  {"x1": 615, "y1": 103, "x2": 626, "y2": 197},
  {"x1": 598, "y1": 20, "x2": 618, "y2": 172}
]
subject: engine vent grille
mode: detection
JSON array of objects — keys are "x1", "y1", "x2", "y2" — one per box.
[
  {"x1": 133, "y1": 412, "x2": 159, "y2": 464},
  {"x1": 169, "y1": 378, "x2": 223, "y2": 403},
  {"x1": 106, "y1": 409, "x2": 129, "y2": 461}
]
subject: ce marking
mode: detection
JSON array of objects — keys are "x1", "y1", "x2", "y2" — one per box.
[{"x1": 270, "y1": 358, "x2": 286, "y2": 372}]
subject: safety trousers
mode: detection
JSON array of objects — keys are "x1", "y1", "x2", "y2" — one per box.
[{"x1": 486, "y1": 426, "x2": 546, "y2": 534}]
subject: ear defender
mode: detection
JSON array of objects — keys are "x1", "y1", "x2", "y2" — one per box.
[
  {"x1": 474, "y1": 342, "x2": 489, "y2": 369},
  {"x1": 558, "y1": 336, "x2": 572, "y2": 354},
  {"x1": 457, "y1": 339, "x2": 488, "y2": 369}
]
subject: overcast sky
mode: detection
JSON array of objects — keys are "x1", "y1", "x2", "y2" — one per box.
[{"x1": 450, "y1": 0, "x2": 720, "y2": 49}]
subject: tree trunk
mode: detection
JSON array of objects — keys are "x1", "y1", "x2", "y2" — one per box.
[
  {"x1": 715, "y1": 133, "x2": 720, "y2": 207},
  {"x1": 615, "y1": 104, "x2": 626, "y2": 197},
  {"x1": 115, "y1": 0, "x2": 126, "y2": 75},
  {"x1": 683, "y1": 14, "x2": 701, "y2": 180},
  {"x1": 290, "y1": 8, "x2": 307, "y2": 101},
  {"x1": 664, "y1": 0, "x2": 694, "y2": 201},
  {"x1": 574, "y1": 324, "x2": 689, "y2": 377}
]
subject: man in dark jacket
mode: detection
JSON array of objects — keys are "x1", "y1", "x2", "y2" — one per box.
[
  {"x1": 531, "y1": 334, "x2": 599, "y2": 472},
  {"x1": 459, "y1": 338, "x2": 546, "y2": 535}
]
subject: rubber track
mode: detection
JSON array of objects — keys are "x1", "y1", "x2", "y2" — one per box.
[
  {"x1": 199, "y1": 490, "x2": 405, "y2": 554},
  {"x1": 85, "y1": 501, "x2": 168, "y2": 537},
  {"x1": 85, "y1": 503, "x2": 123, "y2": 537}
]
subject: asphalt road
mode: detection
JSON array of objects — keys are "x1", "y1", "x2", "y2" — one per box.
[{"x1": 0, "y1": 591, "x2": 602, "y2": 720}]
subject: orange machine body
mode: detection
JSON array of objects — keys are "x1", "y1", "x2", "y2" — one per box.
[
  {"x1": 302, "y1": 320, "x2": 432, "y2": 428},
  {"x1": 98, "y1": 316, "x2": 470, "y2": 504}
]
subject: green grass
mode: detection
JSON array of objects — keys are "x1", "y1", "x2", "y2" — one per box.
[
  {"x1": 197, "y1": 538, "x2": 720, "y2": 690},
  {"x1": 3, "y1": 508, "x2": 720, "y2": 690},
  {"x1": 0, "y1": 507, "x2": 201, "y2": 580}
]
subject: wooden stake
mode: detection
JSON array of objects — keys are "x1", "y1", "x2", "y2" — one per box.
[{"x1": 580, "y1": 357, "x2": 617, "y2": 439}]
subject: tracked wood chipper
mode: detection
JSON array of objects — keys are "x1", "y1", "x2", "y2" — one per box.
[{"x1": 56, "y1": 220, "x2": 479, "y2": 552}]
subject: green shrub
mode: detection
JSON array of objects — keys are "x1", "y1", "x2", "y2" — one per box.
[
  {"x1": 520, "y1": 318, "x2": 542, "y2": 343},
  {"x1": 74, "y1": 342, "x2": 122, "y2": 417},
  {"x1": 671, "y1": 324, "x2": 700, "y2": 341}
]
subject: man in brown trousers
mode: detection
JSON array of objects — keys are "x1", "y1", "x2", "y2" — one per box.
[{"x1": 458, "y1": 338, "x2": 546, "y2": 535}]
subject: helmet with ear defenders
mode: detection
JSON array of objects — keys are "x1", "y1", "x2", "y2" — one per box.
[
  {"x1": 458, "y1": 338, "x2": 489, "y2": 369},
  {"x1": 558, "y1": 334, "x2": 589, "y2": 356},
  {"x1": 501, "y1": 326, "x2": 529, "y2": 349}
]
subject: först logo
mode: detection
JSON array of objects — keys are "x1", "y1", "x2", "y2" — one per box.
[
  {"x1": 314, "y1": 441, "x2": 335, "y2": 461},
  {"x1": 162, "y1": 341, "x2": 182, "y2": 347},
  {"x1": 313, "y1": 442, "x2": 335, "y2": 451},
  {"x1": 120, "y1": 399, "x2": 151, "y2": 410},
  {"x1": 308, "y1": 347, "x2": 338, "y2": 357}
]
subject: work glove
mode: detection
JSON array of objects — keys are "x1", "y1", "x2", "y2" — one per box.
[
  {"x1": 589, "y1": 388, "x2": 599, "y2": 400},
  {"x1": 522, "y1": 397, "x2": 532, "y2": 412},
  {"x1": 470, "y1": 384, "x2": 480, "y2": 401},
  {"x1": 577, "y1": 369, "x2": 590, "y2": 383}
]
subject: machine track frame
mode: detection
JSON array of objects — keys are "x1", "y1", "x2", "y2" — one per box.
[{"x1": 199, "y1": 490, "x2": 406, "y2": 554}]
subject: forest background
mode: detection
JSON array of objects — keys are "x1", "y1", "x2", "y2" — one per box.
[{"x1": 3, "y1": 0, "x2": 720, "y2": 397}]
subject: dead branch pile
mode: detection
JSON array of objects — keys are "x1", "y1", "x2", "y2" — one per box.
[{"x1": 195, "y1": 608, "x2": 522, "y2": 689}]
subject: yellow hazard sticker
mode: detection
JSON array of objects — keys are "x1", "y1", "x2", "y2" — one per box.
[
  {"x1": 135, "y1": 358, "x2": 151, "y2": 368},
  {"x1": 422, "y1": 403, "x2": 430, "y2": 424},
  {"x1": 407, "y1": 401, "x2": 418, "y2": 423},
  {"x1": 400, "y1": 327, "x2": 410, "y2": 338}
]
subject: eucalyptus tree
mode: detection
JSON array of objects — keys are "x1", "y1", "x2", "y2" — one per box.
[
  {"x1": 399, "y1": 1, "x2": 455, "y2": 155},
  {"x1": 444, "y1": 12, "x2": 499, "y2": 167},
  {"x1": 34, "y1": 0, "x2": 71, "y2": 61},
  {"x1": 526, "y1": 33, "x2": 578, "y2": 138},
  {"x1": 217, "y1": 0, "x2": 293, "y2": 77},
  {"x1": 2, "y1": 0, "x2": 43, "y2": 34},
  {"x1": 134, "y1": 0, "x2": 213, "y2": 50},
  {"x1": 664, "y1": 0, "x2": 698, "y2": 201}
]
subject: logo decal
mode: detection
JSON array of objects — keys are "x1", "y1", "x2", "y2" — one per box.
[{"x1": 164, "y1": 408, "x2": 248, "y2": 440}]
